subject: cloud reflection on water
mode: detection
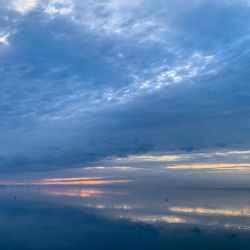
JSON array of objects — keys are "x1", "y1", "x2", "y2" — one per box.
[
  {"x1": 32, "y1": 184, "x2": 250, "y2": 232},
  {"x1": 169, "y1": 206, "x2": 250, "y2": 217}
]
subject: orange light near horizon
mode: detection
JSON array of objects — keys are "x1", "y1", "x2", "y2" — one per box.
[
  {"x1": 0, "y1": 177, "x2": 132, "y2": 186},
  {"x1": 120, "y1": 155, "x2": 183, "y2": 162},
  {"x1": 41, "y1": 177, "x2": 104, "y2": 182},
  {"x1": 36, "y1": 179, "x2": 130, "y2": 185},
  {"x1": 165, "y1": 163, "x2": 250, "y2": 171}
]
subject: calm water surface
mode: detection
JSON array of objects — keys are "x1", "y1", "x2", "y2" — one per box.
[{"x1": 0, "y1": 180, "x2": 250, "y2": 249}]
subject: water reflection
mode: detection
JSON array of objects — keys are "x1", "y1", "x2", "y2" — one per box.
[
  {"x1": 34, "y1": 185, "x2": 250, "y2": 231},
  {"x1": 42, "y1": 188, "x2": 127, "y2": 197},
  {"x1": 169, "y1": 206, "x2": 250, "y2": 217},
  {"x1": 1, "y1": 183, "x2": 250, "y2": 249},
  {"x1": 42, "y1": 188, "x2": 106, "y2": 198},
  {"x1": 128, "y1": 215, "x2": 189, "y2": 224}
]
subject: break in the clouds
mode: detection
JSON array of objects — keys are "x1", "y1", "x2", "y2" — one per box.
[{"x1": 0, "y1": 0, "x2": 250, "y2": 172}]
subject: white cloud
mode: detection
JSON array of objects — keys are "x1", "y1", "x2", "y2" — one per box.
[
  {"x1": 112, "y1": 52, "x2": 218, "y2": 101},
  {"x1": 45, "y1": 0, "x2": 74, "y2": 16},
  {"x1": 66, "y1": 0, "x2": 165, "y2": 42},
  {"x1": 40, "y1": 52, "x2": 218, "y2": 121},
  {"x1": 0, "y1": 33, "x2": 10, "y2": 45},
  {"x1": 12, "y1": 0, "x2": 38, "y2": 14}
]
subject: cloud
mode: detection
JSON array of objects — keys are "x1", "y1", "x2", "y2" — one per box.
[
  {"x1": 0, "y1": 0, "x2": 250, "y2": 172},
  {"x1": 0, "y1": 33, "x2": 9, "y2": 45},
  {"x1": 11, "y1": 0, "x2": 38, "y2": 14},
  {"x1": 45, "y1": 0, "x2": 74, "y2": 16}
]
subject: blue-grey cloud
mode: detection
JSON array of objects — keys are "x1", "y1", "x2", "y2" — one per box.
[{"x1": 0, "y1": 0, "x2": 250, "y2": 172}]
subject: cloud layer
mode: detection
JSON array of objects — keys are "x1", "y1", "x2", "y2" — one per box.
[{"x1": 1, "y1": 0, "x2": 250, "y2": 172}]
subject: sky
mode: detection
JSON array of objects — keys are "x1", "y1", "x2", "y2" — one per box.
[{"x1": 1, "y1": 0, "x2": 250, "y2": 174}]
